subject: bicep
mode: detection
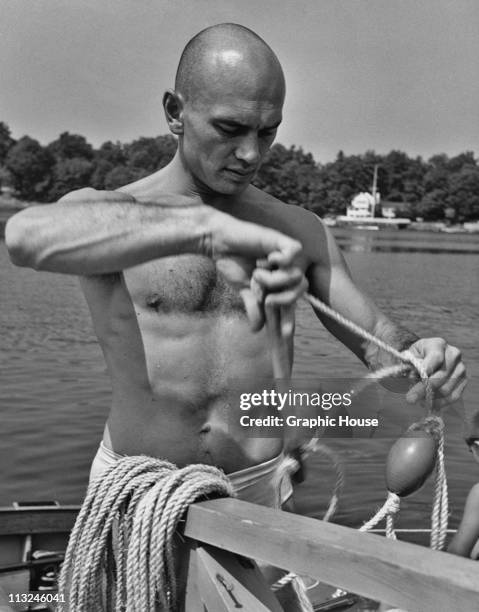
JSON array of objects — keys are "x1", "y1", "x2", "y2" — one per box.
[{"x1": 306, "y1": 220, "x2": 384, "y2": 362}]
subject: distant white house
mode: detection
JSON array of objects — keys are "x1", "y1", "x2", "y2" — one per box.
[
  {"x1": 336, "y1": 191, "x2": 411, "y2": 229},
  {"x1": 346, "y1": 192, "x2": 380, "y2": 218}
]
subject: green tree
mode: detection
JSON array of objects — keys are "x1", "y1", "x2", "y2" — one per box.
[
  {"x1": 446, "y1": 165, "x2": 479, "y2": 221},
  {"x1": 315, "y1": 151, "x2": 371, "y2": 214},
  {"x1": 254, "y1": 144, "x2": 324, "y2": 208},
  {"x1": 0, "y1": 122, "x2": 15, "y2": 165},
  {"x1": 103, "y1": 166, "x2": 149, "y2": 190},
  {"x1": 5, "y1": 136, "x2": 54, "y2": 200},
  {"x1": 416, "y1": 189, "x2": 448, "y2": 221},
  {"x1": 419, "y1": 153, "x2": 479, "y2": 221},
  {"x1": 91, "y1": 159, "x2": 115, "y2": 190},
  {"x1": 124, "y1": 135, "x2": 177, "y2": 172},
  {"x1": 96, "y1": 141, "x2": 126, "y2": 165},
  {"x1": 47, "y1": 132, "x2": 94, "y2": 161},
  {"x1": 402, "y1": 156, "x2": 426, "y2": 206},
  {"x1": 446, "y1": 151, "x2": 476, "y2": 173},
  {"x1": 46, "y1": 132, "x2": 95, "y2": 199},
  {"x1": 90, "y1": 141, "x2": 127, "y2": 190},
  {"x1": 424, "y1": 154, "x2": 449, "y2": 193},
  {"x1": 382, "y1": 151, "x2": 409, "y2": 201},
  {"x1": 48, "y1": 157, "x2": 94, "y2": 200}
]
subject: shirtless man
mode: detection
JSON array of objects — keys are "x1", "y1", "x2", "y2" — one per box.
[{"x1": 6, "y1": 22, "x2": 467, "y2": 608}]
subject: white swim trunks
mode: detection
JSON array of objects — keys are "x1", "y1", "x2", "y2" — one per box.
[{"x1": 89, "y1": 440, "x2": 293, "y2": 507}]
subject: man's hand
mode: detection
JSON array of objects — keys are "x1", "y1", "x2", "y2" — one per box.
[
  {"x1": 215, "y1": 254, "x2": 307, "y2": 332},
  {"x1": 209, "y1": 209, "x2": 306, "y2": 331},
  {"x1": 405, "y1": 338, "x2": 467, "y2": 408},
  {"x1": 252, "y1": 262, "x2": 308, "y2": 335}
]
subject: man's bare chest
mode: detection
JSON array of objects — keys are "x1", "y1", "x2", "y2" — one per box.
[{"x1": 124, "y1": 255, "x2": 245, "y2": 314}]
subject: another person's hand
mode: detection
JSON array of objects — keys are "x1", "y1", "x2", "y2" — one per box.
[{"x1": 404, "y1": 338, "x2": 467, "y2": 408}]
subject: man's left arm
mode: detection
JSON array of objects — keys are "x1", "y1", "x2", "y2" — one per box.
[{"x1": 306, "y1": 218, "x2": 467, "y2": 408}]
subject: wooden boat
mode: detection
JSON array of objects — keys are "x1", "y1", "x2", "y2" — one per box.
[
  {"x1": 0, "y1": 502, "x2": 77, "y2": 611},
  {"x1": 0, "y1": 501, "x2": 477, "y2": 612}
]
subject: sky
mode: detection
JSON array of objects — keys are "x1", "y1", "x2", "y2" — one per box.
[{"x1": 1, "y1": 0, "x2": 478, "y2": 163}]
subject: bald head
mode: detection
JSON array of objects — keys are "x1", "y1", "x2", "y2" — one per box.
[{"x1": 175, "y1": 23, "x2": 285, "y2": 105}]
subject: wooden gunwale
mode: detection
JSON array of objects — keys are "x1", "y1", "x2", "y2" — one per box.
[
  {"x1": 184, "y1": 498, "x2": 479, "y2": 612},
  {"x1": 1, "y1": 503, "x2": 477, "y2": 611}
]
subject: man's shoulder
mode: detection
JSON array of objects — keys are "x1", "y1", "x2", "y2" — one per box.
[
  {"x1": 247, "y1": 185, "x2": 322, "y2": 224},
  {"x1": 58, "y1": 187, "x2": 136, "y2": 204},
  {"x1": 246, "y1": 185, "x2": 326, "y2": 241}
]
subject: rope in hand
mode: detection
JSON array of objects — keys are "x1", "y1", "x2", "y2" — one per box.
[
  {"x1": 270, "y1": 292, "x2": 448, "y2": 601},
  {"x1": 303, "y1": 292, "x2": 448, "y2": 550},
  {"x1": 57, "y1": 457, "x2": 234, "y2": 612}
]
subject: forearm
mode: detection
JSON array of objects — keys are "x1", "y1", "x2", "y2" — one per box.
[
  {"x1": 314, "y1": 276, "x2": 419, "y2": 372},
  {"x1": 364, "y1": 314, "x2": 420, "y2": 371},
  {"x1": 6, "y1": 197, "x2": 210, "y2": 275}
]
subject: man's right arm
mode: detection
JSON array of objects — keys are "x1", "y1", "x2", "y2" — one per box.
[{"x1": 5, "y1": 188, "x2": 301, "y2": 276}]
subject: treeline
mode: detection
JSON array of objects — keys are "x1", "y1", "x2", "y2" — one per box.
[{"x1": 1, "y1": 121, "x2": 478, "y2": 221}]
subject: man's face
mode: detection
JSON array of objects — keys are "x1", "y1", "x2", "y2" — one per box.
[{"x1": 180, "y1": 96, "x2": 283, "y2": 196}]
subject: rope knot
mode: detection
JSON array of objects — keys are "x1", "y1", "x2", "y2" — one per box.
[
  {"x1": 409, "y1": 414, "x2": 444, "y2": 443},
  {"x1": 385, "y1": 491, "x2": 401, "y2": 515}
]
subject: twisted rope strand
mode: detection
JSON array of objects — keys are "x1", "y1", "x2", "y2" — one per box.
[
  {"x1": 304, "y1": 293, "x2": 422, "y2": 372},
  {"x1": 58, "y1": 458, "x2": 233, "y2": 612}
]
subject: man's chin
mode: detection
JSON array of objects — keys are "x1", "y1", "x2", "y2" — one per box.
[
  {"x1": 209, "y1": 178, "x2": 251, "y2": 197},
  {"x1": 194, "y1": 172, "x2": 252, "y2": 197}
]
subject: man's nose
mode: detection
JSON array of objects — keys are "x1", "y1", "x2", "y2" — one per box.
[{"x1": 235, "y1": 135, "x2": 261, "y2": 166}]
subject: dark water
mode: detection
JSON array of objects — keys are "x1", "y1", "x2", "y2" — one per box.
[{"x1": 1, "y1": 228, "x2": 478, "y2": 532}]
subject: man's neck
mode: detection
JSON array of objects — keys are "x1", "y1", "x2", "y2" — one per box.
[
  {"x1": 120, "y1": 150, "x2": 248, "y2": 212},
  {"x1": 164, "y1": 152, "x2": 214, "y2": 199}
]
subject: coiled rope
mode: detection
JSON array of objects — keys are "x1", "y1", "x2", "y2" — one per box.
[{"x1": 57, "y1": 457, "x2": 234, "y2": 612}]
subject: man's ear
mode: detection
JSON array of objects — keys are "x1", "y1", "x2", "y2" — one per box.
[{"x1": 163, "y1": 89, "x2": 184, "y2": 135}]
